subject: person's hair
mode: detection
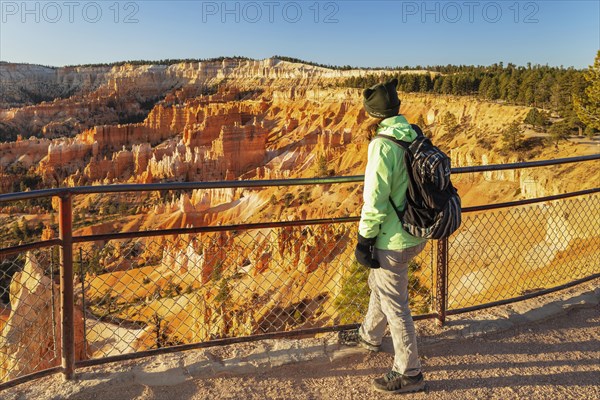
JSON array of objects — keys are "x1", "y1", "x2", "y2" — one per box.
[{"x1": 366, "y1": 118, "x2": 385, "y2": 140}]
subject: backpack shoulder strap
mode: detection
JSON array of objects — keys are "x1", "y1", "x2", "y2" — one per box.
[
  {"x1": 373, "y1": 134, "x2": 411, "y2": 151},
  {"x1": 374, "y1": 123, "x2": 424, "y2": 150},
  {"x1": 372, "y1": 132, "x2": 418, "y2": 221},
  {"x1": 410, "y1": 124, "x2": 425, "y2": 137}
]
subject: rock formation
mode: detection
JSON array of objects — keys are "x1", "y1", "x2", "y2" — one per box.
[
  {"x1": 0, "y1": 252, "x2": 85, "y2": 381},
  {"x1": 1, "y1": 58, "x2": 598, "y2": 368}
]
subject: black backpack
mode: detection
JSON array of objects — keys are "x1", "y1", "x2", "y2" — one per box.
[{"x1": 374, "y1": 125, "x2": 461, "y2": 239}]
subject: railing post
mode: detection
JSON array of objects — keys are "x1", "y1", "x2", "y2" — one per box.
[
  {"x1": 435, "y1": 238, "x2": 448, "y2": 327},
  {"x1": 58, "y1": 193, "x2": 75, "y2": 380}
]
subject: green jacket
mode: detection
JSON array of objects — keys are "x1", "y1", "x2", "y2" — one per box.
[{"x1": 358, "y1": 115, "x2": 427, "y2": 250}]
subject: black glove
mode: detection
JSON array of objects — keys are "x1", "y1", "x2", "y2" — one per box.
[{"x1": 355, "y1": 233, "x2": 380, "y2": 269}]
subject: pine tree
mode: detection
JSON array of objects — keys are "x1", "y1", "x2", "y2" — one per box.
[
  {"x1": 574, "y1": 50, "x2": 600, "y2": 130},
  {"x1": 486, "y1": 77, "x2": 501, "y2": 100},
  {"x1": 403, "y1": 74, "x2": 418, "y2": 92},
  {"x1": 540, "y1": 74, "x2": 555, "y2": 106},
  {"x1": 441, "y1": 112, "x2": 458, "y2": 133},
  {"x1": 433, "y1": 76, "x2": 444, "y2": 93},
  {"x1": 441, "y1": 76, "x2": 453, "y2": 94},
  {"x1": 501, "y1": 121, "x2": 524, "y2": 151},
  {"x1": 418, "y1": 75, "x2": 431, "y2": 92},
  {"x1": 316, "y1": 154, "x2": 328, "y2": 176},
  {"x1": 549, "y1": 121, "x2": 571, "y2": 146},
  {"x1": 524, "y1": 108, "x2": 549, "y2": 130},
  {"x1": 506, "y1": 72, "x2": 521, "y2": 103},
  {"x1": 479, "y1": 76, "x2": 491, "y2": 99}
]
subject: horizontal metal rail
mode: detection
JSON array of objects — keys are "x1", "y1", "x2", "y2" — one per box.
[
  {"x1": 0, "y1": 176, "x2": 363, "y2": 203},
  {"x1": 0, "y1": 366, "x2": 62, "y2": 392},
  {"x1": 0, "y1": 239, "x2": 61, "y2": 257},
  {"x1": 2, "y1": 189, "x2": 597, "y2": 252},
  {"x1": 1, "y1": 154, "x2": 598, "y2": 203},
  {"x1": 0, "y1": 187, "x2": 65, "y2": 203},
  {"x1": 68, "y1": 189, "x2": 597, "y2": 245},
  {"x1": 451, "y1": 153, "x2": 600, "y2": 174},
  {"x1": 74, "y1": 312, "x2": 437, "y2": 370},
  {"x1": 462, "y1": 188, "x2": 600, "y2": 213},
  {"x1": 72, "y1": 216, "x2": 361, "y2": 244}
]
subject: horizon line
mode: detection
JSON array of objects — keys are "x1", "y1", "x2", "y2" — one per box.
[{"x1": 0, "y1": 55, "x2": 589, "y2": 71}]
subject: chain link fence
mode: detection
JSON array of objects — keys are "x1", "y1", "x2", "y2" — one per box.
[
  {"x1": 0, "y1": 247, "x2": 63, "y2": 382},
  {"x1": 0, "y1": 185, "x2": 598, "y2": 388},
  {"x1": 448, "y1": 194, "x2": 600, "y2": 309},
  {"x1": 73, "y1": 225, "x2": 434, "y2": 359}
]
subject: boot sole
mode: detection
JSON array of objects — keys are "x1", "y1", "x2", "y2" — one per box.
[
  {"x1": 338, "y1": 330, "x2": 381, "y2": 352},
  {"x1": 358, "y1": 340, "x2": 380, "y2": 352},
  {"x1": 373, "y1": 381, "x2": 426, "y2": 394}
]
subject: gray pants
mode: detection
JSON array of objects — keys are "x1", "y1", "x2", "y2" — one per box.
[{"x1": 359, "y1": 243, "x2": 426, "y2": 375}]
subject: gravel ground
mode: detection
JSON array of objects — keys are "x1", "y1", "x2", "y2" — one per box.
[
  {"x1": 3, "y1": 284, "x2": 599, "y2": 400},
  {"x1": 150, "y1": 306, "x2": 600, "y2": 400}
]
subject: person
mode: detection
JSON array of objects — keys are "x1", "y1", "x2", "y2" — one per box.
[{"x1": 340, "y1": 78, "x2": 428, "y2": 394}]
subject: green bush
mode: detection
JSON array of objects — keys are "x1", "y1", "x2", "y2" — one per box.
[
  {"x1": 335, "y1": 260, "x2": 370, "y2": 324},
  {"x1": 335, "y1": 259, "x2": 432, "y2": 325}
]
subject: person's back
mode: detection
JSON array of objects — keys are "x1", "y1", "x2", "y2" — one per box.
[
  {"x1": 358, "y1": 114, "x2": 426, "y2": 251},
  {"x1": 340, "y1": 78, "x2": 427, "y2": 394}
]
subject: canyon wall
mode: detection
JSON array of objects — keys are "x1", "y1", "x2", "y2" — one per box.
[{"x1": 1, "y1": 59, "x2": 598, "y2": 371}]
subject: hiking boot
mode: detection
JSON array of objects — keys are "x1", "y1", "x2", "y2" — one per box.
[
  {"x1": 338, "y1": 328, "x2": 380, "y2": 352},
  {"x1": 373, "y1": 370, "x2": 426, "y2": 394}
]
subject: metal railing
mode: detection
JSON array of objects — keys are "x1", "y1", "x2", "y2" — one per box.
[{"x1": 0, "y1": 154, "x2": 599, "y2": 390}]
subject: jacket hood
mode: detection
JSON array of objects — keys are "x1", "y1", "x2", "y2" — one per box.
[{"x1": 376, "y1": 115, "x2": 418, "y2": 142}]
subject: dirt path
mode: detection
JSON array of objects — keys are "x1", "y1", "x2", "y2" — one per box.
[
  {"x1": 5, "y1": 300, "x2": 598, "y2": 400},
  {"x1": 153, "y1": 306, "x2": 600, "y2": 400}
]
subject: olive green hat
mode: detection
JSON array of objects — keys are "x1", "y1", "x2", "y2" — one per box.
[{"x1": 362, "y1": 78, "x2": 401, "y2": 118}]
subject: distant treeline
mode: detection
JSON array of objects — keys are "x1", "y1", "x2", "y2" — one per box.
[
  {"x1": 340, "y1": 63, "x2": 588, "y2": 131},
  {"x1": 63, "y1": 56, "x2": 254, "y2": 68},
  {"x1": 273, "y1": 55, "x2": 356, "y2": 70},
  {"x1": 67, "y1": 55, "x2": 359, "y2": 69}
]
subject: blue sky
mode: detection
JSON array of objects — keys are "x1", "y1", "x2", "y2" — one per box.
[{"x1": 1, "y1": 0, "x2": 598, "y2": 68}]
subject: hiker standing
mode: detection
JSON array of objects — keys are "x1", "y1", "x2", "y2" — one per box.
[{"x1": 341, "y1": 78, "x2": 427, "y2": 394}]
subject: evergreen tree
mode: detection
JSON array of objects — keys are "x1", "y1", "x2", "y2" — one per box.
[
  {"x1": 453, "y1": 75, "x2": 470, "y2": 95},
  {"x1": 11, "y1": 223, "x2": 24, "y2": 241},
  {"x1": 524, "y1": 108, "x2": 549, "y2": 130},
  {"x1": 479, "y1": 76, "x2": 491, "y2": 98},
  {"x1": 316, "y1": 154, "x2": 328, "y2": 177},
  {"x1": 501, "y1": 121, "x2": 524, "y2": 151},
  {"x1": 433, "y1": 76, "x2": 444, "y2": 93},
  {"x1": 418, "y1": 75, "x2": 432, "y2": 92},
  {"x1": 549, "y1": 121, "x2": 571, "y2": 146},
  {"x1": 441, "y1": 112, "x2": 459, "y2": 133},
  {"x1": 551, "y1": 73, "x2": 573, "y2": 113},
  {"x1": 519, "y1": 72, "x2": 537, "y2": 105},
  {"x1": 505, "y1": 71, "x2": 521, "y2": 103},
  {"x1": 574, "y1": 50, "x2": 600, "y2": 130},
  {"x1": 584, "y1": 125, "x2": 597, "y2": 138},
  {"x1": 441, "y1": 76, "x2": 453, "y2": 94},
  {"x1": 408, "y1": 74, "x2": 420, "y2": 92},
  {"x1": 486, "y1": 77, "x2": 501, "y2": 100},
  {"x1": 338, "y1": 62, "x2": 584, "y2": 117}
]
